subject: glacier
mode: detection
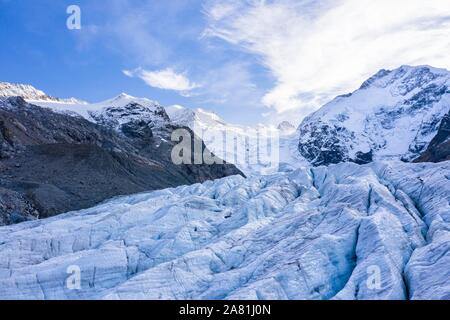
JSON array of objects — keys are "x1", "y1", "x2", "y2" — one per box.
[{"x1": 0, "y1": 161, "x2": 448, "y2": 300}]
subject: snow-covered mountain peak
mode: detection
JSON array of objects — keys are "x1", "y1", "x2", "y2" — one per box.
[
  {"x1": 298, "y1": 65, "x2": 450, "y2": 166},
  {"x1": 357, "y1": 65, "x2": 450, "y2": 108},
  {"x1": 25, "y1": 89, "x2": 169, "y2": 134},
  {"x1": 359, "y1": 65, "x2": 449, "y2": 92},
  {"x1": 0, "y1": 82, "x2": 85, "y2": 104},
  {"x1": 0, "y1": 82, "x2": 54, "y2": 101},
  {"x1": 1, "y1": 82, "x2": 303, "y2": 175},
  {"x1": 277, "y1": 121, "x2": 296, "y2": 134},
  {"x1": 97, "y1": 93, "x2": 160, "y2": 110},
  {"x1": 310, "y1": 65, "x2": 450, "y2": 122},
  {"x1": 166, "y1": 104, "x2": 227, "y2": 128},
  {"x1": 166, "y1": 104, "x2": 306, "y2": 175},
  {"x1": 115, "y1": 92, "x2": 135, "y2": 99},
  {"x1": 88, "y1": 100, "x2": 170, "y2": 133}
]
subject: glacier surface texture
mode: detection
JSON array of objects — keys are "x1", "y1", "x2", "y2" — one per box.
[{"x1": 0, "y1": 161, "x2": 448, "y2": 300}]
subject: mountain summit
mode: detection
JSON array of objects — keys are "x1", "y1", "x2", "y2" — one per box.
[
  {"x1": 298, "y1": 65, "x2": 450, "y2": 166},
  {"x1": 0, "y1": 91, "x2": 242, "y2": 225},
  {"x1": 0, "y1": 82, "x2": 85, "y2": 104}
]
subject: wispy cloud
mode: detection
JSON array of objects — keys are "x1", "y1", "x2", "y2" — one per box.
[
  {"x1": 123, "y1": 68, "x2": 200, "y2": 96},
  {"x1": 204, "y1": 0, "x2": 450, "y2": 120},
  {"x1": 196, "y1": 62, "x2": 263, "y2": 109},
  {"x1": 73, "y1": 0, "x2": 195, "y2": 66}
]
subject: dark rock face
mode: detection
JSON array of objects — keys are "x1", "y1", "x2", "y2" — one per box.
[
  {"x1": 89, "y1": 102, "x2": 171, "y2": 130},
  {"x1": 0, "y1": 187, "x2": 37, "y2": 224},
  {"x1": 354, "y1": 150, "x2": 373, "y2": 164},
  {"x1": 0, "y1": 97, "x2": 242, "y2": 225},
  {"x1": 298, "y1": 123, "x2": 350, "y2": 166},
  {"x1": 414, "y1": 111, "x2": 450, "y2": 163},
  {"x1": 121, "y1": 120, "x2": 154, "y2": 141}
]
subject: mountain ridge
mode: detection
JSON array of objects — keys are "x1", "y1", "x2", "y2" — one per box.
[
  {"x1": 298, "y1": 65, "x2": 450, "y2": 166},
  {"x1": 0, "y1": 96, "x2": 242, "y2": 225},
  {"x1": 0, "y1": 81, "x2": 86, "y2": 104},
  {"x1": 2, "y1": 64, "x2": 449, "y2": 174}
]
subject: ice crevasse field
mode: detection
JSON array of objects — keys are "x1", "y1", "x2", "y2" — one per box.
[{"x1": 0, "y1": 161, "x2": 448, "y2": 300}]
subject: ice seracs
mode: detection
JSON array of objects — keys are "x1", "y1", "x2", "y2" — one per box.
[
  {"x1": 0, "y1": 84, "x2": 164, "y2": 130},
  {"x1": 20, "y1": 91, "x2": 174, "y2": 138},
  {"x1": 1, "y1": 81, "x2": 304, "y2": 175}
]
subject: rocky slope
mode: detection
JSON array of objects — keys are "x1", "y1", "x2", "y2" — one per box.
[
  {"x1": 0, "y1": 161, "x2": 447, "y2": 300},
  {"x1": 415, "y1": 111, "x2": 450, "y2": 163},
  {"x1": 0, "y1": 96, "x2": 242, "y2": 225},
  {"x1": 298, "y1": 66, "x2": 450, "y2": 166}
]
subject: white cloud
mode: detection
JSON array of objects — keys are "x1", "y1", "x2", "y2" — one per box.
[
  {"x1": 123, "y1": 68, "x2": 200, "y2": 95},
  {"x1": 122, "y1": 69, "x2": 134, "y2": 78},
  {"x1": 204, "y1": 0, "x2": 450, "y2": 121}
]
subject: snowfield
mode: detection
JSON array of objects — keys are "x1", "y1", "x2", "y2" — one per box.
[
  {"x1": 24, "y1": 89, "x2": 302, "y2": 176},
  {"x1": 0, "y1": 161, "x2": 448, "y2": 300}
]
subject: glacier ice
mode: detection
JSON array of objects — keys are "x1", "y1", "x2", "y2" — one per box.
[{"x1": 0, "y1": 161, "x2": 448, "y2": 300}]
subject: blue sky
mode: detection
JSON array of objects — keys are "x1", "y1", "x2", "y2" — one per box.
[
  {"x1": 1, "y1": 0, "x2": 450, "y2": 125},
  {"x1": 0, "y1": 0, "x2": 272, "y2": 125}
]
